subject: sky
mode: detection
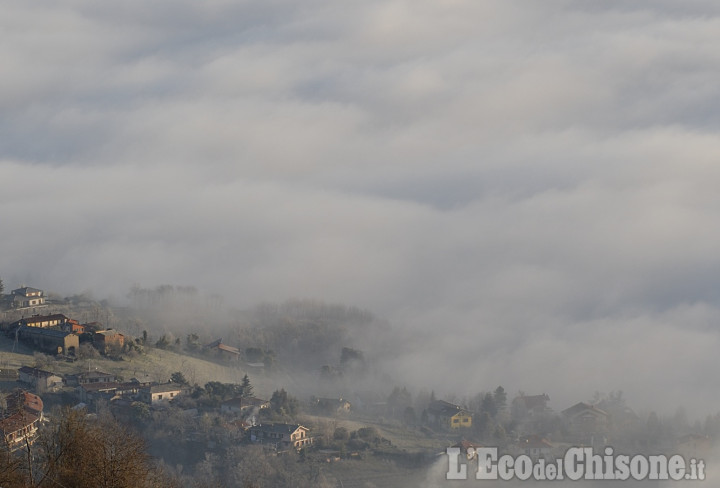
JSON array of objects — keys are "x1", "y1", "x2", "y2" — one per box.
[{"x1": 3, "y1": 0, "x2": 720, "y2": 414}]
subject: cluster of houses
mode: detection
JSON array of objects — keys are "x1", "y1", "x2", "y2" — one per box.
[
  {"x1": 0, "y1": 285, "x2": 125, "y2": 357},
  {"x1": 6, "y1": 312, "x2": 124, "y2": 357},
  {"x1": 448, "y1": 393, "x2": 713, "y2": 461},
  {"x1": 7, "y1": 362, "x2": 320, "y2": 453}
]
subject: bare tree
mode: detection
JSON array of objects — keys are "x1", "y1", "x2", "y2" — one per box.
[{"x1": 34, "y1": 408, "x2": 165, "y2": 488}]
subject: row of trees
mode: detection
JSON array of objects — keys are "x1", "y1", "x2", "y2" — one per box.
[{"x1": 0, "y1": 408, "x2": 174, "y2": 488}]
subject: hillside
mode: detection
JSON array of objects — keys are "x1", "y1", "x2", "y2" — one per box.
[{"x1": 0, "y1": 333, "x2": 285, "y2": 397}]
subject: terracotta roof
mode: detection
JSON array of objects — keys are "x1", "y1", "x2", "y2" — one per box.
[
  {"x1": 217, "y1": 343, "x2": 240, "y2": 354},
  {"x1": 0, "y1": 412, "x2": 39, "y2": 434},
  {"x1": 6, "y1": 390, "x2": 43, "y2": 415},
  {"x1": 204, "y1": 339, "x2": 240, "y2": 354}
]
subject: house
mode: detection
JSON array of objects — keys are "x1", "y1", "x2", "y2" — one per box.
[
  {"x1": 139, "y1": 383, "x2": 185, "y2": 405},
  {"x1": 5, "y1": 389, "x2": 44, "y2": 419},
  {"x1": 314, "y1": 397, "x2": 352, "y2": 415},
  {"x1": 94, "y1": 329, "x2": 125, "y2": 354},
  {"x1": 18, "y1": 314, "x2": 70, "y2": 329},
  {"x1": 18, "y1": 366, "x2": 63, "y2": 392},
  {"x1": 220, "y1": 396, "x2": 270, "y2": 416},
  {"x1": 9, "y1": 287, "x2": 46, "y2": 308},
  {"x1": 220, "y1": 397, "x2": 244, "y2": 414},
  {"x1": 427, "y1": 400, "x2": 473, "y2": 429},
  {"x1": 17, "y1": 326, "x2": 79, "y2": 356},
  {"x1": 77, "y1": 381, "x2": 151, "y2": 404},
  {"x1": 0, "y1": 411, "x2": 40, "y2": 451},
  {"x1": 78, "y1": 383, "x2": 122, "y2": 403},
  {"x1": 248, "y1": 423, "x2": 313, "y2": 450},
  {"x1": 65, "y1": 370, "x2": 117, "y2": 386},
  {"x1": 204, "y1": 339, "x2": 241, "y2": 360},
  {"x1": 562, "y1": 402, "x2": 610, "y2": 444},
  {"x1": 63, "y1": 319, "x2": 84, "y2": 334}
]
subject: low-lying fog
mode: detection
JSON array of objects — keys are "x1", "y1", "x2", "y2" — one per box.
[{"x1": 3, "y1": 0, "x2": 720, "y2": 422}]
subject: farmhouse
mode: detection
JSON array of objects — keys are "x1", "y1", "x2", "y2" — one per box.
[
  {"x1": 427, "y1": 400, "x2": 473, "y2": 429},
  {"x1": 562, "y1": 402, "x2": 610, "y2": 444},
  {"x1": 139, "y1": 383, "x2": 185, "y2": 405},
  {"x1": 9, "y1": 287, "x2": 45, "y2": 308},
  {"x1": 249, "y1": 423, "x2": 313, "y2": 450},
  {"x1": 314, "y1": 397, "x2": 352, "y2": 415},
  {"x1": 65, "y1": 370, "x2": 117, "y2": 386},
  {"x1": 94, "y1": 329, "x2": 125, "y2": 353},
  {"x1": 220, "y1": 396, "x2": 270, "y2": 416},
  {"x1": 18, "y1": 366, "x2": 63, "y2": 392},
  {"x1": 204, "y1": 339, "x2": 241, "y2": 360},
  {"x1": 18, "y1": 326, "x2": 79, "y2": 356}
]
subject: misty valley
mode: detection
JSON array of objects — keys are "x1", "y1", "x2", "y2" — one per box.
[{"x1": 0, "y1": 283, "x2": 715, "y2": 487}]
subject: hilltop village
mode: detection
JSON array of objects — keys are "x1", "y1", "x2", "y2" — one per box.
[{"x1": 0, "y1": 284, "x2": 717, "y2": 487}]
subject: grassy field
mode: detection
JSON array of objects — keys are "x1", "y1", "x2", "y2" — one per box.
[{"x1": 0, "y1": 334, "x2": 287, "y2": 398}]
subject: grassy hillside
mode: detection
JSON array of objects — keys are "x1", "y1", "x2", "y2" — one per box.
[{"x1": 0, "y1": 334, "x2": 286, "y2": 397}]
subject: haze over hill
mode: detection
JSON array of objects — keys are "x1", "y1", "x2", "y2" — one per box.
[{"x1": 3, "y1": 0, "x2": 720, "y2": 421}]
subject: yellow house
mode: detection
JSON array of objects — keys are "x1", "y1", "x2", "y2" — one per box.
[{"x1": 428, "y1": 400, "x2": 473, "y2": 429}]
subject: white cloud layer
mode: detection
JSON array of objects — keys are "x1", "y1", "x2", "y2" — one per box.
[{"x1": 3, "y1": 0, "x2": 720, "y2": 414}]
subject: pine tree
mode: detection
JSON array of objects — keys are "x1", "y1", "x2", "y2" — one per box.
[
  {"x1": 493, "y1": 386, "x2": 507, "y2": 412},
  {"x1": 241, "y1": 374, "x2": 253, "y2": 398}
]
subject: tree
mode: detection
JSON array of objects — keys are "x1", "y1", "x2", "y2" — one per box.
[
  {"x1": 0, "y1": 440, "x2": 27, "y2": 487},
  {"x1": 241, "y1": 374, "x2": 253, "y2": 398},
  {"x1": 186, "y1": 333, "x2": 200, "y2": 352},
  {"x1": 340, "y1": 347, "x2": 365, "y2": 373},
  {"x1": 171, "y1": 371, "x2": 188, "y2": 385},
  {"x1": 155, "y1": 335, "x2": 171, "y2": 349},
  {"x1": 0, "y1": 276, "x2": 4, "y2": 296},
  {"x1": 387, "y1": 386, "x2": 412, "y2": 417},
  {"x1": 493, "y1": 386, "x2": 507, "y2": 413},
  {"x1": 31, "y1": 408, "x2": 165, "y2": 488},
  {"x1": 481, "y1": 393, "x2": 497, "y2": 418},
  {"x1": 270, "y1": 389, "x2": 299, "y2": 417}
]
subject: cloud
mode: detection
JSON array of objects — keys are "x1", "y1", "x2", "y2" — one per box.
[{"x1": 2, "y1": 0, "x2": 720, "y2": 415}]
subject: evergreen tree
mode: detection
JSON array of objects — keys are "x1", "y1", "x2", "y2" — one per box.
[
  {"x1": 481, "y1": 392, "x2": 497, "y2": 418},
  {"x1": 241, "y1": 374, "x2": 254, "y2": 398},
  {"x1": 493, "y1": 386, "x2": 507, "y2": 412}
]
